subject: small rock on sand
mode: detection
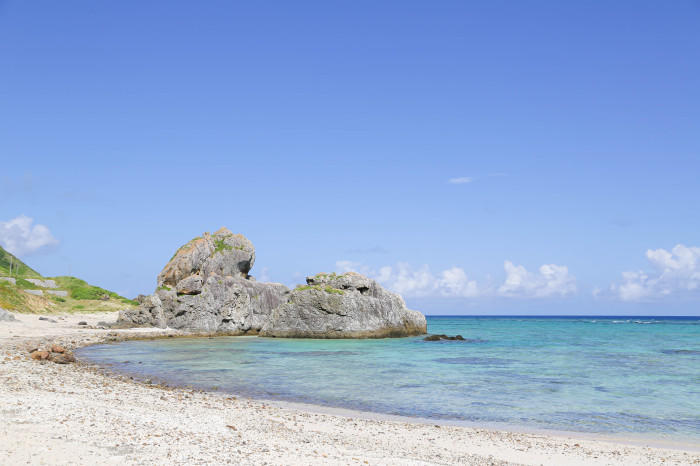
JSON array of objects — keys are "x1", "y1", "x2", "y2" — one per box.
[
  {"x1": 30, "y1": 350, "x2": 50, "y2": 360},
  {"x1": 49, "y1": 352, "x2": 76, "y2": 364},
  {"x1": 0, "y1": 308, "x2": 17, "y2": 322}
]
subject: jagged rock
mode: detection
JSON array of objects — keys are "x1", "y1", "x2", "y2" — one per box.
[
  {"x1": 175, "y1": 274, "x2": 203, "y2": 295},
  {"x1": 118, "y1": 229, "x2": 426, "y2": 338},
  {"x1": 0, "y1": 308, "x2": 16, "y2": 322},
  {"x1": 157, "y1": 228, "x2": 254, "y2": 288},
  {"x1": 260, "y1": 272, "x2": 427, "y2": 338},
  {"x1": 118, "y1": 229, "x2": 289, "y2": 333}
]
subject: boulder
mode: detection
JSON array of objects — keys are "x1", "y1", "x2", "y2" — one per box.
[
  {"x1": 175, "y1": 274, "x2": 203, "y2": 295},
  {"x1": 49, "y1": 352, "x2": 76, "y2": 364},
  {"x1": 260, "y1": 272, "x2": 427, "y2": 338},
  {"x1": 30, "y1": 350, "x2": 50, "y2": 361},
  {"x1": 118, "y1": 229, "x2": 289, "y2": 333},
  {"x1": 0, "y1": 308, "x2": 16, "y2": 322},
  {"x1": 50, "y1": 344, "x2": 66, "y2": 353},
  {"x1": 157, "y1": 227, "x2": 254, "y2": 288}
]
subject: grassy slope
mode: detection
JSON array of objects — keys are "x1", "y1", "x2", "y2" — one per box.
[
  {"x1": 0, "y1": 245, "x2": 137, "y2": 314},
  {"x1": 0, "y1": 246, "x2": 42, "y2": 278}
]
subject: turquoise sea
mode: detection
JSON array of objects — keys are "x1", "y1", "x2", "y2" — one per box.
[{"x1": 77, "y1": 316, "x2": 700, "y2": 440}]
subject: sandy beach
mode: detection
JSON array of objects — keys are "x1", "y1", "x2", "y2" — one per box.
[{"x1": 1, "y1": 312, "x2": 698, "y2": 465}]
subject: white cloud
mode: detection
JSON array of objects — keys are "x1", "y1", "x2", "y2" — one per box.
[
  {"x1": 336, "y1": 261, "x2": 480, "y2": 298},
  {"x1": 0, "y1": 215, "x2": 58, "y2": 256},
  {"x1": 497, "y1": 261, "x2": 576, "y2": 298},
  {"x1": 448, "y1": 177, "x2": 472, "y2": 184},
  {"x1": 611, "y1": 244, "x2": 700, "y2": 301}
]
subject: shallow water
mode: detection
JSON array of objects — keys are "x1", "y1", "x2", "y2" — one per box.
[{"x1": 77, "y1": 316, "x2": 700, "y2": 439}]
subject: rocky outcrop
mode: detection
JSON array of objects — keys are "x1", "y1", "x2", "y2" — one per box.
[
  {"x1": 157, "y1": 228, "x2": 255, "y2": 288},
  {"x1": 260, "y1": 272, "x2": 427, "y2": 338},
  {"x1": 25, "y1": 279, "x2": 57, "y2": 289},
  {"x1": 117, "y1": 228, "x2": 289, "y2": 333},
  {"x1": 0, "y1": 307, "x2": 16, "y2": 322},
  {"x1": 118, "y1": 228, "x2": 427, "y2": 338}
]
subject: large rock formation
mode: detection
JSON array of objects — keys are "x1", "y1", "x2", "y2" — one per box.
[
  {"x1": 117, "y1": 228, "x2": 289, "y2": 333},
  {"x1": 119, "y1": 228, "x2": 427, "y2": 338},
  {"x1": 260, "y1": 272, "x2": 427, "y2": 338}
]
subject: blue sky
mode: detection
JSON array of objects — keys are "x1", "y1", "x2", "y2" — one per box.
[{"x1": 1, "y1": 1, "x2": 699, "y2": 314}]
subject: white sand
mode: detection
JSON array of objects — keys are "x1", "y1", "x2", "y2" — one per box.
[{"x1": 1, "y1": 312, "x2": 698, "y2": 465}]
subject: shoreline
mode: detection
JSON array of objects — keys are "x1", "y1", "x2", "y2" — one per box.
[
  {"x1": 2, "y1": 311, "x2": 699, "y2": 465},
  {"x1": 78, "y1": 336, "x2": 700, "y2": 453}
]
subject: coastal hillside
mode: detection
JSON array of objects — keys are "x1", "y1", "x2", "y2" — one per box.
[
  {"x1": 0, "y1": 246, "x2": 42, "y2": 278},
  {"x1": 0, "y1": 245, "x2": 137, "y2": 314}
]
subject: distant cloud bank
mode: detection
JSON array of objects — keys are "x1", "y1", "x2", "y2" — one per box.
[
  {"x1": 336, "y1": 260, "x2": 575, "y2": 299},
  {"x1": 498, "y1": 261, "x2": 576, "y2": 298},
  {"x1": 0, "y1": 215, "x2": 58, "y2": 256},
  {"x1": 609, "y1": 244, "x2": 700, "y2": 301},
  {"x1": 448, "y1": 177, "x2": 472, "y2": 184}
]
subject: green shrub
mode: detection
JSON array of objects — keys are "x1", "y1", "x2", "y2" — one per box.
[
  {"x1": 15, "y1": 278, "x2": 40, "y2": 289},
  {"x1": 324, "y1": 286, "x2": 344, "y2": 295},
  {"x1": 213, "y1": 238, "x2": 233, "y2": 255},
  {"x1": 295, "y1": 284, "x2": 344, "y2": 295}
]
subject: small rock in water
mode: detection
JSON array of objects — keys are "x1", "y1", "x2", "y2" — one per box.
[
  {"x1": 423, "y1": 334, "x2": 466, "y2": 341},
  {"x1": 78, "y1": 321, "x2": 88, "y2": 326},
  {"x1": 38, "y1": 316, "x2": 49, "y2": 321}
]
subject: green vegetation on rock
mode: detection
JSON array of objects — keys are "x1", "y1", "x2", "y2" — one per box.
[
  {"x1": 313, "y1": 272, "x2": 343, "y2": 280},
  {"x1": 295, "y1": 284, "x2": 344, "y2": 295},
  {"x1": 213, "y1": 238, "x2": 233, "y2": 255}
]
